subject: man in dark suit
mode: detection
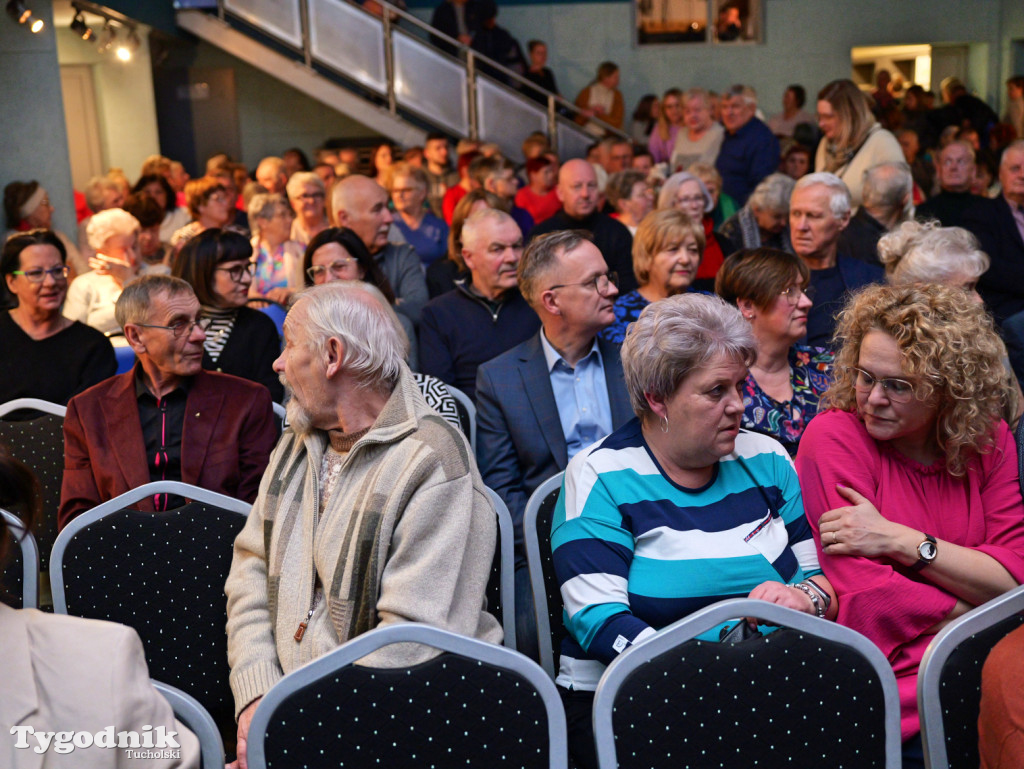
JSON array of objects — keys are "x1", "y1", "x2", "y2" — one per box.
[
  {"x1": 475, "y1": 229, "x2": 633, "y2": 657},
  {"x1": 59, "y1": 275, "x2": 278, "y2": 529},
  {"x1": 963, "y1": 140, "x2": 1024, "y2": 325}
]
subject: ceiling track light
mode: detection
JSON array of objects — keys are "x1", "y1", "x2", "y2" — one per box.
[
  {"x1": 6, "y1": 0, "x2": 44, "y2": 32},
  {"x1": 70, "y1": 11, "x2": 93, "y2": 40}
]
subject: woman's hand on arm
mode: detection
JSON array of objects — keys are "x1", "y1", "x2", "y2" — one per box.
[
  {"x1": 748, "y1": 581, "x2": 815, "y2": 616},
  {"x1": 820, "y1": 484, "x2": 1018, "y2": 607}
]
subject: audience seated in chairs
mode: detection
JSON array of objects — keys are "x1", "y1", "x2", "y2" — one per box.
[
  {"x1": 0, "y1": 229, "x2": 116, "y2": 406},
  {"x1": 0, "y1": 449, "x2": 201, "y2": 768},
  {"x1": 553, "y1": 293, "x2": 835, "y2": 769},
  {"x1": 657, "y1": 170, "x2": 735, "y2": 291},
  {"x1": 796, "y1": 283, "x2": 1024, "y2": 769},
  {"x1": 225, "y1": 282, "x2": 502, "y2": 767},
  {"x1": 171, "y1": 228, "x2": 283, "y2": 402},
  {"x1": 247, "y1": 192, "x2": 304, "y2": 307},
  {"x1": 425, "y1": 188, "x2": 503, "y2": 298},
  {"x1": 58, "y1": 275, "x2": 277, "y2": 529}
]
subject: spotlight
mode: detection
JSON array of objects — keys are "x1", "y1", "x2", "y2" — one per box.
[
  {"x1": 29, "y1": 15, "x2": 42, "y2": 32},
  {"x1": 6, "y1": 0, "x2": 30, "y2": 25},
  {"x1": 96, "y1": 20, "x2": 115, "y2": 53},
  {"x1": 70, "y1": 11, "x2": 93, "y2": 40},
  {"x1": 115, "y1": 27, "x2": 139, "y2": 61}
]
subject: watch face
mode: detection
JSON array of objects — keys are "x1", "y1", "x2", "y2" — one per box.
[{"x1": 919, "y1": 541, "x2": 938, "y2": 561}]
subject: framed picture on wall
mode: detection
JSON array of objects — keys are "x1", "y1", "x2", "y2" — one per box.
[{"x1": 635, "y1": 0, "x2": 762, "y2": 46}]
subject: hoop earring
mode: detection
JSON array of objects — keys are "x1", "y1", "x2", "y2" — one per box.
[{"x1": 660, "y1": 415, "x2": 669, "y2": 433}]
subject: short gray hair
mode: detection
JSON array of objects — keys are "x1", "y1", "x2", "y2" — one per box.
[
  {"x1": 285, "y1": 171, "x2": 324, "y2": 201},
  {"x1": 248, "y1": 192, "x2": 290, "y2": 236},
  {"x1": 621, "y1": 293, "x2": 756, "y2": 421},
  {"x1": 878, "y1": 220, "x2": 990, "y2": 286},
  {"x1": 657, "y1": 171, "x2": 713, "y2": 212},
  {"x1": 724, "y1": 84, "x2": 757, "y2": 106},
  {"x1": 748, "y1": 173, "x2": 795, "y2": 214},
  {"x1": 792, "y1": 172, "x2": 851, "y2": 220},
  {"x1": 461, "y1": 208, "x2": 518, "y2": 255},
  {"x1": 293, "y1": 282, "x2": 406, "y2": 392},
  {"x1": 84, "y1": 175, "x2": 121, "y2": 212},
  {"x1": 518, "y1": 229, "x2": 591, "y2": 307},
  {"x1": 115, "y1": 275, "x2": 195, "y2": 329},
  {"x1": 861, "y1": 162, "x2": 912, "y2": 214},
  {"x1": 1000, "y1": 139, "x2": 1024, "y2": 168},
  {"x1": 86, "y1": 208, "x2": 140, "y2": 251}
]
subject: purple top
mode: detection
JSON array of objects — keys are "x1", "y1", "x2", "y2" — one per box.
[{"x1": 647, "y1": 124, "x2": 680, "y2": 164}]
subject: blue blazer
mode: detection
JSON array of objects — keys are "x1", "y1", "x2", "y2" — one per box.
[{"x1": 475, "y1": 331, "x2": 633, "y2": 548}]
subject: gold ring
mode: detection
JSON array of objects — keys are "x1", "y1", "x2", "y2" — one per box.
[{"x1": 831, "y1": 531, "x2": 838, "y2": 545}]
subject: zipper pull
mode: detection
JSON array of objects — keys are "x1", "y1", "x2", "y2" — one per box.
[{"x1": 294, "y1": 609, "x2": 314, "y2": 642}]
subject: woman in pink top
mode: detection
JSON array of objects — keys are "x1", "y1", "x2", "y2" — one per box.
[{"x1": 795, "y1": 283, "x2": 1024, "y2": 768}]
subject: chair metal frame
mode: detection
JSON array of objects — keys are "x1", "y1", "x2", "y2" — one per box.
[
  {"x1": 524, "y1": 472, "x2": 565, "y2": 679},
  {"x1": 271, "y1": 401, "x2": 287, "y2": 431},
  {"x1": 50, "y1": 481, "x2": 251, "y2": 614},
  {"x1": 918, "y1": 583, "x2": 1024, "y2": 769},
  {"x1": 153, "y1": 679, "x2": 225, "y2": 769},
  {"x1": 0, "y1": 397, "x2": 67, "y2": 418},
  {"x1": 246, "y1": 622, "x2": 568, "y2": 769},
  {"x1": 485, "y1": 486, "x2": 517, "y2": 650},
  {"x1": 593, "y1": 598, "x2": 903, "y2": 769},
  {"x1": 1, "y1": 507, "x2": 40, "y2": 609},
  {"x1": 445, "y1": 383, "x2": 477, "y2": 452}
]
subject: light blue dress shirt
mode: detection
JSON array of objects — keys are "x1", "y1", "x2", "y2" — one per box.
[{"x1": 540, "y1": 331, "x2": 613, "y2": 459}]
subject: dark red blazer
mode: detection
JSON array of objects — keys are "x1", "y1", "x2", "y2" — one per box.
[{"x1": 58, "y1": 368, "x2": 279, "y2": 529}]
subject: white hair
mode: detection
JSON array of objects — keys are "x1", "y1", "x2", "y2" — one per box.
[
  {"x1": 861, "y1": 162, "x2": 912, "y2": 215},
  {"x1": 792, "y1": 172, "x2": 851, "y2": 220},
  {"x1": 285, "y1": 171, "x2": 325, "y2": 201},
  {"x1": 86, "y1": 208, "x2": 140, "y2": 251},
  {"x1": 295, "y1": 282, "x2": 406, "y2": 392},
  {"x1": 879, "y1": 220, "x2": 990, "y2": 285},
  {"x1": 748, "y1": 173, "x2": 795, "y2": 214},
  {"x1": 461, "y1": 208, "x2": 518, "y2": 255},
  {"x1": 657, "y1": 172, "x2": 713, "y2": 212}
]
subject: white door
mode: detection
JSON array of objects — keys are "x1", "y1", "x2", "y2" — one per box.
[{"x1": 60, "y1": 64, "x2": 105, "y2": 191}]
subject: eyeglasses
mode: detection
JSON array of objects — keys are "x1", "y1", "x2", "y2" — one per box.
[
  {"x1": 11, "y1": 266, "x2": 69, "y2": 283},
  {"x1": 206, "y1": 193, "x2": 230, "y2": 204},
  {"x1": 135, "y1": 316, "x2": 213, "y2": 338},
  {"x1": 547, "y1": 271, "x2": 618, "y2": 295},
  {"x1": 779, "y1": 284, "x2": 815, "y2": 304},
  {"x1": 215, "y1": 262, "x2": 256, "y2": 282},
  {"x1": 849, "y1": 367, "x2": 916, "y2": 403},
  {"x1": 306, "y1": 258, "x2": 358, "y2": 282},
  {"x1": 391, "y1": 187, "x2": 421, "y2": 196},
  {"x1": 296, "y1": 192, "x2": 325, "y2": 202}
]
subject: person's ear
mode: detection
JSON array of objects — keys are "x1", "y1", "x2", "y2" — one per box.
[
  {"x1": 336, "y1": 210, "x2": 350, "y2": 228},
  {"x1": 123, "y1": 324, "x2": 147, "y2": 356},
  {"x1": 737, "y1": 298, "x2": 757, "y2": 319},
  {"x1": 836, "y1": 211, "x2": 851, "y2": 232},
  {"x1": 540, "y1": 288, "x2": 560, "y2": 316},
  {"x1": 4, "y1": 274, "x2": 16, "y2": 295},
  {"x1": 324, "y1": 337, "x2": 345, "y2": 378},
  {"x1": 644, "y1": 391, "x2": 668, "y2": 421}
]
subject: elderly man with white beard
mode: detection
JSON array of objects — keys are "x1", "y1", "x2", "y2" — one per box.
[{"x1": 224, "y1": 282, "x2": 502, "y2": 769}]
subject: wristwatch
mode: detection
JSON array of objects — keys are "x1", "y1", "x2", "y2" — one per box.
[{"x1": 912, "y1": 533, "x2": 938, "y2": 571}]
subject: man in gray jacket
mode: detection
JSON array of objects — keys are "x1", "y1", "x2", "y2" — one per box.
[{"x1": 225, "y1": 282, "x2": 502, "y2": 768}]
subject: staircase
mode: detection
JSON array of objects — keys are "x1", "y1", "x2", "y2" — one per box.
[{"x1": 175, "y1": 0, "x2": 625, "y2": 161}]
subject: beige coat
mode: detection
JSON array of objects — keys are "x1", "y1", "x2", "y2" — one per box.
[{"x1": 0, "y1": 603, "x2": 199, "y2": 769}]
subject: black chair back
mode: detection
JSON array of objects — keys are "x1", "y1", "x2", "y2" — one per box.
[
  {"x1": 247, "y1": 623, "x2": 567, "y2": 768},
  {"x1": 524, "y1": 473, "x2": 564, "y2": 678},
  {"x1": 51, "y1": 490, "x2": 248, "y2": 746},
  {"x1": 1, "y1": 507, "x2": 39, "y2": 609},
  {"x1": 485, "y1": 487, "x2": 516, "y2": 649}
]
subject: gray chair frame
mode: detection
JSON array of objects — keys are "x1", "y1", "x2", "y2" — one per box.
[
  {"x1": 524, "y1": 471, "x2": 565, "y2": 679},
  {"x1": 2, "y1": 507, "x2": 40, "y2": 609},
  {"x1": 50, "y1": 481, "x2": 251, "y2": 614},
  {"x1": 271, "y1": 401, "x2": 287, "y2": 432},
  {"x1": 485, "y1": 486, "x2": 517, "y2": 649},
  {"x1": 0, "y1": 397, "x2": 67, "y2": 419},
  {"x1": 246, "y1": 622, "x2": 568, "y2": 769},
  {"x1": 153, "y1": 680, "x2": 225, "y2": 769},
  {"x1": 593, "y1": 598, "x2": 903, "y2": 769},
  {"x1": 445, "y1": 383, "x2": 477, "y2": 452},
  {"x1": 918, "y1": 583, "x2": 1024, "y2": 769}
]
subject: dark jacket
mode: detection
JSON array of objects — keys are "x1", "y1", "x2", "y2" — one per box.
[{"x1": 529, "y1": 209, "x2": 637, "y2": 293}]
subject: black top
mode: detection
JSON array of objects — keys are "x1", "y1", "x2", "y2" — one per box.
[
  {"x1": 916, "y1": 190, "x2": 977, "y2": 229},
  {"x1": 201, "y1": 306, "x2": 283, "y2": 403},
  {"x1": 135, "y1": 370, "x2": 189, "y2": 510},
  {"x1": 529, "y1": 209, "x2": 638, "y2": 293},
  {"x1": 524, "y1": 67, "x2": 558, "y2": 101},
  {"x1": 0, "y1": 312, "x2": 116, "y2": 406},
  {"x1": 838, "y1": 208, "x2": 886, "y2": 267}
]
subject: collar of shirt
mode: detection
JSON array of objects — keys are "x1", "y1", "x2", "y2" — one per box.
[
  {"x1": 133, "y1": 362, "x2": 193, "y2": 402},
  {"x1": 540, "y1": 329, "x2": 603, "y2": 373}
]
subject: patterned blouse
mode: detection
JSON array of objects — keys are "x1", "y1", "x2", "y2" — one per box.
[
  {"x1": 742, "y1": 345, "x2": 835, "y2": 457},
  {"x1": 598, "y1": 289, "x2": 649, "y2": 344}
]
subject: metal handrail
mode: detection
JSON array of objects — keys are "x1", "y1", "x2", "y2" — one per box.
[{"x1": 215, "y1": 0, "x2": 629, "y2": 148}]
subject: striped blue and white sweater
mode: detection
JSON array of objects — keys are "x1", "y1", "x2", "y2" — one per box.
[{"x1": 552, "y1": 418, "x2": 820, "y2": 690}]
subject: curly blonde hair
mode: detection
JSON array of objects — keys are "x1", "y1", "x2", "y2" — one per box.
[{"x1": 823, "y1": 283, "x2": 1016, "y2": 476}]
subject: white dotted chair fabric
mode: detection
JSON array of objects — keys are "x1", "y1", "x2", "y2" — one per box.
[
  {"x1": 593, "y1": 598, "x2": 902, "y2": 769},
  {"x1": 246, "y1": 622, "x2": 568, "y2": 769}
]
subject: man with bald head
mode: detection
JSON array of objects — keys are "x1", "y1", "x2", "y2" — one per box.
[
  {"x1": 255, "y1": 156, "x2": 288, "y2": 194},
  {"x1": 529, "y1": 158, "x2": 636, "y2": 291},
  {"x1": 332, "y1": 174, "x2": 428, "y2": 324},
  {"x1": 419, "y1": 209, "x2": 540, "y2": 400}
]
